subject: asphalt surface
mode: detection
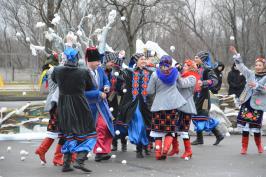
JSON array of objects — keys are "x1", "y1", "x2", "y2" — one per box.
[{"x1": 0, "y1": 135, "x2": 266, "y2": 177}]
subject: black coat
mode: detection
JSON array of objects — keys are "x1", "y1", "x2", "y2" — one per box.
[
  {"x1": 105, "y1": 67, "x2": 124, "y2": 119},
  {"x1": 227, "y1": 65, "x2": 246, "y2": 98},
  {"x1": 194, "y1": 66, "x2": 218, "y2": 117},
  {"x1": 117, "y1": 67, "x2": 153, "y2": 127},
  {"x1": 212, "y1": 62, "x2": 225, "y2": 94},
  {"x1": 51, "y1": 64, "x2": 96, "y2": 136}
]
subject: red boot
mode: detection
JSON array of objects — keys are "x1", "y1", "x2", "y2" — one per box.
[
  {"x1": 181, "y1": 139, "x2": 192, "y2": 159},
  {"x1": 35, "y1": 137, "x2": 54, "y2": 163},
  {"x1": 53, "y1": 144, "x2": 63, "y2": 166},
  {"x1": 71, "y1": 153, "x2": 77, "y2": 163},
  {"x1": 254, "y1": 135, "x2": 264, "y2": 153},
  {"x1": 168, "y1": 137, "x2": 179, "y2": 156},
  {"x1": 241, "y1": 135, "x2": 249, "y2": 155},
  {"x1": 155, "y1": 139, "x2": 162, "y2": 160},
  {"x1": 161, "y1": 136, "x2": 173, "y2": 160}
]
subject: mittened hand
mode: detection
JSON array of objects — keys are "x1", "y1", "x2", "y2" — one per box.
[
  {"x1": 248, "y1": 82, "x2": 257, "y2": 88},
  {"x1": 101, "y1": 92, "x2": 107, "y2": 99}
]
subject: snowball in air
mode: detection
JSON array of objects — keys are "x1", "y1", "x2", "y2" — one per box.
[
  {"x1": 7, "y1": 146, "x2": 11, "y2": 152},
  {"x1": 121, "y1": 16, "x2": 126, "y2": 21},
  {"x1": 115, "y1": 130, "x2": 120, "y2": 135},
  {"x1": 109, "y1": 107, "x2": 114, "y2": 112},
  {"x1": 76, "y1": 30, "x2": 82, "y2": 36},
  {"x1": 121, "y1": 160, "x2": 127, "y2": 164},
  {"x1": 114, "y1": 72, "x2": 119, "y2": 77},
  {"x1": 51, "y1": 13, "x2": 60, "y2": 25},
  {"x1": 26, "y1": 37, "x2": 30, "y2": 42},
  {"x1": 170, "y1": 46, "x2": 175, "y2": 52},
  {"x1": 230, "y1": 36, "x2": 235, "y2": 41},
  {"x1": 96, "y1": 147, "x2": 102, "y2": 153},
  {"x1": 16, "y1": 32, "x2": 21, "y2": 37},
  {"x1": 150, "y1": 51, "x2": 156, "y2": 57},
  {"x1": 36, "y1": 22, "x2": 46, "y2": 28},
  {"x1": 21, "y1": 156, "x2": 26, "y2": 161},
  {"x1": 111, "y1": 154, "x2": 116, "y2": 159},
  {"x1": 22, "y1": 92, "x2": 27, "y2": 96},
  {"x1": 0, "y1": 156, "x2": 5, "y2": 160},
  {"x1": 123, "y1": 89, "x2": 127, "y2": 93}
]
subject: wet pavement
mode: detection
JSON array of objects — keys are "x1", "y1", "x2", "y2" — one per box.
[{"x1": 0, "y1": 135, "x2": 266, "y2": 177}]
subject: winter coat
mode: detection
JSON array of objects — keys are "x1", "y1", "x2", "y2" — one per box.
[
  {"x1": 233, "y1": 54, "x2": 266, "y2": 111},
  {"x1": 147, "y1": 72, "x2": 187, "y2": 112},
  {"x1": 117, "y1": 67, "x2": 153, "y2": 127},
  {"x1": 85, "y1": 66, "x2": 115, "y2": 137},
  {"x1": 211, "y1": 61, "x2": 225, "y2": 94},
  {"x1": 227, "y1": 64, "x2": 246, "y2": 97},
  {"x1": 177, "y1": 75, "x2": 197, "y2": 114},
  {"x1": 51, "y1": 64, "x2": 96, "y2": 136},
  {"x1": 194, "y1": 66, "x2": 218, "y2": 117}
]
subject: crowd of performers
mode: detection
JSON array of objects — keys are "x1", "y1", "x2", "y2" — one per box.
[{"x1": 35, "y1": 44, "x2": 266, "y2": 173}]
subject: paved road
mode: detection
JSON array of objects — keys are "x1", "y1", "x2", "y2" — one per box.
[{"x1": 0, "y1": 135, "x2": 266, "y2": 177}]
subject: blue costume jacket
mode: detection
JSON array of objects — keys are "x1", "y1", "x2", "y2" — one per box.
[{"x1": 85, "y1": 67, "x2": 115, "y2": 137}]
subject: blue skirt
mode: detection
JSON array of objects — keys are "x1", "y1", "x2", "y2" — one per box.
[
  {"x1": 127, "y1": 104, "x2": 149, "y2": 146},
  {"x1": 192, "y1": 116, "x2": 219, "y2": 132},
  {"x1": 61, "y1": 133, "x2": 97, "y2": 154}
]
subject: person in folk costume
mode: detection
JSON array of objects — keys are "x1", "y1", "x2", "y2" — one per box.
[
  {"x1": 35, "y1": 52, "x2": 66, "y2": 166},
  {"x1": 144, "y1": 49, "x2": 158, "y2": 72},
  {"x1": 229, "y1": 46, "x2": 266, "y2": 154},
  {"x1": 172, "y1": 59, "x2": 200, "y2": 159},
  {"x1": 39, "y1": 52, "x2": 59, "y2": 91},
  {"x1": 147, "y1": 55, "x2": 187, "y2": 160},
  {"x1": 191, "y1": 51, "x2": 224, "y2": 146},
  {"x1": 227, "y1": 63, "x2": 246, "y2": 98},
  {"x1": 51, "y1": 47, "x2": 97, "y2": 172},
  {"x1": 103, "y1": 50, "x2": 128, "y2": 152},
  {"x1": 211, "y1": 61, "x2": 225, "y2": 94},
  {"x1": 118, "y1": 53, "x2": 153, "y2": 158},
  {"x1": 84, "y1": 47, "x2": 115, "y2": 162},
  {"x1": 143, "y1": 49, "x2": 158, "y2": 151}
]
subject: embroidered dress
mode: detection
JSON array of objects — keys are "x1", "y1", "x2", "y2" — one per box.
[{"x1": 237, "y1": 99, "x2": 263, "y2": 129}]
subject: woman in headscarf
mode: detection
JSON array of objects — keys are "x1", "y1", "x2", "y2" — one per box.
[
  {"x1": 51, "y1": 47, "x2": 97, "y2": 172},
  {"x1": 147, "y1": 55, "x2": 187, "y2": 160},
  {"x1": 229, "y1": 46, "x2": 266, "y2": 155}
]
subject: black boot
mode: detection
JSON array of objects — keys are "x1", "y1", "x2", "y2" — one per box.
[
  {"x1": 94, "y1": 153, "x2": 111, "y2": 162},
  {"x1": 143, "y1": 145, "x2": 150, "y2": 155},
  {"x1": 121, "y1": 137, "x2": 127, "y2": 152},
  {"x1": 62, "y1": 153, "x2": 74, "y2": 172},
  {"x1": 73, "y1": 151, "x2": 92, "y2": 173},
  {"x1": 191, "y1": 132, "x2": 204, "y2": 145},
  {"x1": 212, "y1": 127, "x2": 224, "y2": 145},
  {"x1": 112, "y1": 138, "x2": 118, "y2": 151},
  {"x1": 136, "y1": 145, "x2": 144, "y2": 158}
]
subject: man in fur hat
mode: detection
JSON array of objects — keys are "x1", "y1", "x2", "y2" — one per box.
[{"x1": 84, "y1": 47, "x2": 115, "y2": 162}]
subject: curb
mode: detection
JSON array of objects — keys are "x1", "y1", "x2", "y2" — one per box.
[{"x1": 0, "y1": 96, "x2": 46, "y2": 101}]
